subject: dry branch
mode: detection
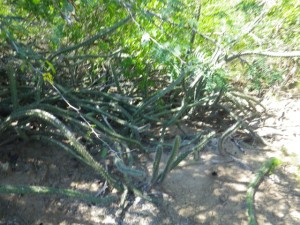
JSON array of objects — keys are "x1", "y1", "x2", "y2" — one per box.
[
  {"x1": 226, "y1": 50, "x2": 300, "y2": 62},
  {"x1": 48, "y1": 16, "x2": 131, "y2": 60}
]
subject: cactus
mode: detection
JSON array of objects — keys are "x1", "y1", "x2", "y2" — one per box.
[
  {"x1": 151, "y1": 145, "x2": 163, "y2": 185},
  {"x1": 114, "y1": 157, "x2": 146, "y2": 178},
  {"x1": 246, "y1": 157, "x2": 282, "y2": 225},
  {"x1": 0, "y1": 108, "x2": 123, "y2": 191},
  {"x1": 7, "y1": 63, "x2": 18, "y2": 111},
  {"x1": 157, "y1": 135, "x2": 181, "y2": 183},
  {"x1": 0, "y1": 184, "x2": 117, "y2": 205}
]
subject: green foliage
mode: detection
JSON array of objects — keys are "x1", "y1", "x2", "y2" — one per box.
[
  {"x1": 246, "y1": 58, "x2": 283, "y2": 91},
  {"x1": 236, "y1": 0, "x2": 263, "y2": 16},
  {"x1": 0, "y1": 0, "x2": 299, "y2": 203}
]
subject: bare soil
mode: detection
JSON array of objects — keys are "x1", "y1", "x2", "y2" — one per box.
[{"x1": 1, "y1": 94, "x2": 300, "y2": 225}]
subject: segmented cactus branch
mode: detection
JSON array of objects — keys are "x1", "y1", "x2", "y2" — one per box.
[
  {"x1": 218, "y1": 120, "x2": 242, "y2": 156},
  {"x1": 151, "y1": 145, "x2": 163, "y2": 185},
  {"x1": 0, "y1": 185, "x2": 117, "y2": 205},
  {"x1": 157, "y1": 135, "x2": 181, "y2": 183},
  {"x1": 0, "y1": 109, "x2": 123, "y2": 191},
  {"x1": 246, "y1": 157, "x2": 281, "y2": 225}
]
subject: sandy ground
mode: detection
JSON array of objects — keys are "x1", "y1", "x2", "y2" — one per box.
[{"x1": 0, "y1": 94, "x2": 299, "y2": 225}]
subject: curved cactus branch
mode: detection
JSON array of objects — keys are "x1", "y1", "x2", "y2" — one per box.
[
  {"x1": 0, "y1": 109, "x2": 123, "y2": 191},
  {"x1": 0, "y1": 184, "x2": 117, "y2": 205},
  {"x1": 246, "y1": 157, "x2": 282, "y2": 225}
]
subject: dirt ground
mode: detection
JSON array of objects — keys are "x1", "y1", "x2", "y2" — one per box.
[{"x1": 1, "y1": 93, "x2": 300, "y2": 225}]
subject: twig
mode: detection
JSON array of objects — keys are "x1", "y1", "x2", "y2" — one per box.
[
  {"x1": 143, "y1": 10, "x2": 217, "y2": 45},
  {"x1": 48, "y1": 16, "x2": 131, "y2": 60},
  {"x1": 65, "y1": 48, "x2": 122, "y2": 61},
  {"x1": 226, "y1": 50, "x2": 300, "y2": 62},
  {"x1": 227, "y1": 6, "x2": 270, "y2": 48},
  {"x1": 120, "y1": 0, "x2": 186, "y2": 64}
]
